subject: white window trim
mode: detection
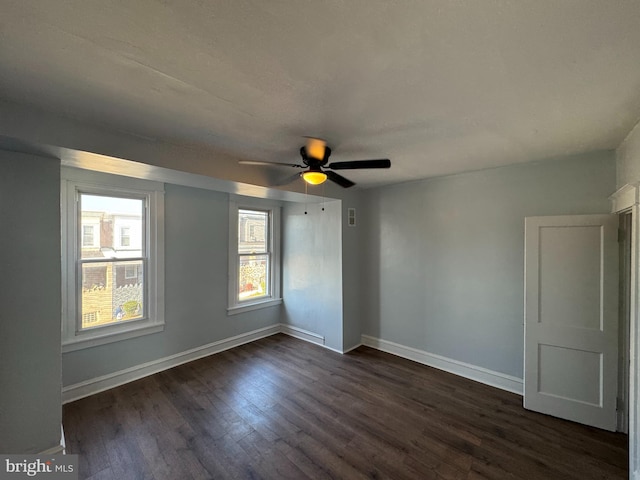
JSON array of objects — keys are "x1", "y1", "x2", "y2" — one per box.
[
  {"x1": 228, "y1": 198, "x2": 282, "y2": 315},
  {"x1": 61, "y1": 167, "x2": 165, "y2": 352}
]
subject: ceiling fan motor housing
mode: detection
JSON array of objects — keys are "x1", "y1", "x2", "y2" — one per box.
[{"x1": 300, "y1": 145, "x2": 332, "y2": 167}]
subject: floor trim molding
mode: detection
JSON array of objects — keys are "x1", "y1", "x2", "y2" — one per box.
[
  {"x1": 63, "y1": 327, "x2": 523, "y2": 405},
  {"x1": 63, "y1": 323, "x2": 333, "y2": 403},
  {"x1": 280, "y1": 324, "x2": 324, "y2": 346},
  {"x1": 39, "y1": 444, "x2": 65, "y2": 455},
  {"x1": 62, "y1": 324, "x2": 281, "y2": 403},
  {"x1": 343, "y1": 342, "x2": 363, "y2": 354},
  {"x1": 361, "y1": 335, "x2": 523, "y2": 395}
]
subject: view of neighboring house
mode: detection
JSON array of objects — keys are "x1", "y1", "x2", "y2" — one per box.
[
  {"x1": 238, "y1": 209, "x2": 269, "y2": 299},
  {"x1": 81, "y1": 202, "x2": 270, "y2": 325},
  {"x1": 80, "y1": 195, "x2": 145, "y2": 328}
]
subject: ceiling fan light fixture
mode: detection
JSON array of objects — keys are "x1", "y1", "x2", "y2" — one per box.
[{"x1": 302, "y1": 170, "x2": 327, "y2": 185}]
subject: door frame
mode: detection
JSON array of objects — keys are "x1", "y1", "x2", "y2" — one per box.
[
  {"x1": 611, "y1": 184, "x2": 640, "y2": 480},
  {"x1": 619, "y1": 211, "x2": 632, "y2": 434}
]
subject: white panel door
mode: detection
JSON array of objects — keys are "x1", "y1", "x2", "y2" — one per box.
[{"x1": 524, "y1": 214, "x2": 619, "y2": 431}]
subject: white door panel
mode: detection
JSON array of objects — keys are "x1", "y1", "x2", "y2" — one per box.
[{"x1": 524, "y1": 214, "x2": 618, "y2": 431}]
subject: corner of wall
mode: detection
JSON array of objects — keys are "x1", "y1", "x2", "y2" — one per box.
[{"x1": 616, "y1": 120, "x2": 640, "y2": 189}]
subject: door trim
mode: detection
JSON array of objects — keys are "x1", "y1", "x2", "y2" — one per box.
[
  {"x1": 618, "y1": 212, "x2": 631, "y2": 433},
  {"x1": 610, "y1": 182, "x2": 640, "y2": 478}
]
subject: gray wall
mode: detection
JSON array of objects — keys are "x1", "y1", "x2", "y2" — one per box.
[
  {"x1": 62, "y1": 185, "x2": 282, "y2": 386},
  {"x1": 0, "y1": 150, "x2": 62, "y2": 453},
  {"x1": 617, "y1": 120, "x2": 640, "y2": 188},
  {"x1": 282, "y1": 200, "x2": 344, "y2": 351},
  {"x1": 361, "y1": 151, "x2": 616, "y2": 378},
  {"x1": 1, "y1": 100, "x2": 368, "y2": 354},
  {"x1": 0, "y1": 99, "x2": 355, "y2": 201},
  {"x1": 340, "y1": 193, "x2": 365, "y2": 351}
]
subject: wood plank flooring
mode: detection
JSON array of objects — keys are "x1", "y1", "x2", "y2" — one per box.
[{"x1": 63, "y1": 334, "x2": 628, "y2": 480}]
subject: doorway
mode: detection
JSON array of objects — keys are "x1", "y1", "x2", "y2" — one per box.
[{"x1": 618, "y1": 211, "x2": 632, "y2": 434}]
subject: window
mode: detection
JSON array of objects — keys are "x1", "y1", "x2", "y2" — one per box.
[
  {"x1": 62, "y1": 168, "x2": 164, "y2": 351},
  {"x1": 124, "y1": 264, "x2": 137, "y2": 279},
  {"x1": 228, "y1": 199, "x2": 281, "y2": 314},
  {"x1": 82, "y1": 225, "x2": 95, "y2": 247},
  {"x1": 120, "y1": 226, "x2": 131, "y2": 247},
  {"x1": 238, "y1": 209, "x2": 269, "y2": 300}
]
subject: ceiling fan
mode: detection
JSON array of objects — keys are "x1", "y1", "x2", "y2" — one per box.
[{"x1": 240, "y1": 137, "x2": 391, "y2": 188}]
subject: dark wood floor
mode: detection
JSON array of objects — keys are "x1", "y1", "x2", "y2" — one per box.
[{"x1": 63, "y1": 334, "x2": 628, "y2": 480}]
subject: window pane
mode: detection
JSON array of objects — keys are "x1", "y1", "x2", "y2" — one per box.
[
  {"x1": 239, "y1": 254, "x2": 269, "y2": 300},
  {"x1": 238, "y1": 209, "x2": 268, "y2": 254},
  {"x1": 81, "y1": 260, "x2": 145, "y2": 329},
  {"x1": 80, "y1": 194, "x2": 144, "y2": 259}
]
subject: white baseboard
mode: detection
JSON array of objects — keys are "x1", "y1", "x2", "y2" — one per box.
[
  {"x1": 322, "y1": 344, "x2": 347, "y2": 354},
  {"x1": 280, "y1": 324, "x2": 347, "y2": 354},
  {"x1": 279, "y1": 325, "x2": 354, "y2": 354},
  {"x1": 280, "y1": 324, "x2": 325, "y2": 346},
  {"x1": 60, "y1": 424, "x2": 66, "y2": 454},
  {"x1": 62, "y1": 327, "x2": 524, "y2": 407},
  {"x1": 37, "y1": 425, "x2": 66, "y2": 455},
  {"x1": 63, "y1": 324, "x2": 281, "y2": 403},
  {"x1": 343, "y1": 342, "x2": 362, "y2": 354},
  {"x1": 62, "y1": 327, "x2": 524, "y2": 405},
  {"x1": 39, "y1": 444, "x2": 65, "y2": 455},
  {"x1": 361, "y1": 335, "x2": 523, "y2": 395}
]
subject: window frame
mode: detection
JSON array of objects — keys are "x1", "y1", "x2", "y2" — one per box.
[
  {"x1": 228, "y1": 198, "x2": 282, "y2": 315},
  {"x1": 61, "y1": 168, "x2": 165, "y2": 352}
]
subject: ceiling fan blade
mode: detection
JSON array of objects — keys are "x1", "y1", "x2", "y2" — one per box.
[
  {"x1": 272, "y1": 172, "x2": 302, "y2": 186},
  {"x1": 239, "y1": 160, "x2": 304, "y2": 168},
  {"x1": 326, "y1": 170, "x2": 355, "y2": 188},
  {"x1": 327, "y1": 159, "x2": 391, "y2": 170}
]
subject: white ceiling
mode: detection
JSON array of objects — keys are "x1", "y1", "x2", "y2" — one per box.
[{"x1": 2, "y1": 1, "x2": 640, "y2": 188}]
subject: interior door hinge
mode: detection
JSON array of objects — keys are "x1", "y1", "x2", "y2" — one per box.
[{"x1": 616, "y1": 397, "x2": 624, "y2": 411}]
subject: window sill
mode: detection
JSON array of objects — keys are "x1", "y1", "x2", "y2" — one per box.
[
  {"x1": 62, "y1": 322, "x2": 165, "y2": 353},
  {"x1": 227, "y1": 298, "x2": 283, "y2": 316}
]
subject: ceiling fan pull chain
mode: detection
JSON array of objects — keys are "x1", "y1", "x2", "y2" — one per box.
[
  {"x1": 322, "y1": 183, "x2": 325, "y2": 212},
  {"x1": 304, "y1": 182, "x2": 308, "y2": 215}
]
